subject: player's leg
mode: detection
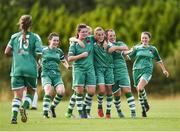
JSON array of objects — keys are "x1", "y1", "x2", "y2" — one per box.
[
  {"x1": 137, "y1": 78, "x2": 148, "y2": 117},
  {"x1": 85, "y1": 85, "x2": 95, "y2": 118},
  {"x1": 50, "y1": 84, "x2": 65, "y2": 118},
  {"x1": 122, "y1": 87, "x2": 136, "y2": 118},
  {"x1": 140, "y1": 88, "x2": 149, "y2": 112},
  {"x1": 105, "y1": 68, "x2": 114, "y2": 118},
  {"x1": 42, "y1": 84, "x2": 53, "y2": 118},
  {"x1": 96, "y1": 68, "x2": 105, "y2": 117},
  {"x1": 112, "y1": 81, "x2": 124, "y2": 118},
  {"x1": 113, "y1": 90, "x2": 125, "y2": 118},
  {"x1": 65, "y1": 90, "x2": 76, "y2": 118},
  {"x1": 31, "y1": 90, "x2": 38, "y2": 110},
  {"x1": 12, "y1": 89, "x2": 24, "y2": 124},
  {"x1": 97, "y1": 85, "x2": 105, "y2": 117},
  {"x1": 83, "y1": 92, "x2": 94, "y2": 118},
  {"x1": 76, "y1": 86, "x2": 85, "y2": 118},
  {"x1": 20, "y1": 77, "x2": 37, "y2": 123},
  {"x1": 105, "y1": 85, "x2": 113, "y2": 118},
  {"x1": 83, "y1": 68, "x2": 96, "y2": 118}
]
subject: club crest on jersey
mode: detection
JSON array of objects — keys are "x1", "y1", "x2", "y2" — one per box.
[
  {"x1": 86, "y1": 39, "x2": 91, "y2": 44},
  {"x1": 18, "y1": 49, "x2": 29, "y2": 55},
  {"x1": 149, "y1": 49, "x2": 153, "y2": 54}
]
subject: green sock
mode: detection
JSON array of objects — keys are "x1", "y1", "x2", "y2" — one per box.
[
  {"x1": 12, "y1": 98, "x2": 21, "y2": 118},
  {"x1": 22, "y1": 94, "x2": 33, "y2": 109}
]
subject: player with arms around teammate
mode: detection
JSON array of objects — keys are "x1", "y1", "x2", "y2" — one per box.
[
  {"x1": 106, "y1": 29, "x2": 136, "y2": 118},
  {"x1": 65, "y1": 25, "x2": 93, "y2": 118},
  {"x1": 125, "y1": 31, "x2": 169, "y2": 117},
  {"x1": 93, "y1": 27, "x2": 114, "y2": 118},
  {"x1": 41, "y1": 32, "x2": 70, "y2": 118},
  {"x1": 4, "y1": 15, "x2": 42, "y2": 124},
  {"x1": 68, "y1": 23, "x2": 96, "y2": 118}
]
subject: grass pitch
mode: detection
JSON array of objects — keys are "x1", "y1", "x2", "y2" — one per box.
[{"x1": 0, "y1": 98, "x2": 180, "y2": 131}]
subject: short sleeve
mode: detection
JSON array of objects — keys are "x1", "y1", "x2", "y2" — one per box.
[
  {"x1": 34, "y1": 34, "x2": 43, "y2": 54},
  {"x1": 68, "y1": 43, "x2": 76, "y2": 56},
  {"x1": 7, "y1": 34, "x2": 17, "y2": 48},
  {"x1": 153, "y1": 47, "x2": 162, "y2": 62},
  {"x1": 58, "y1": 49, "x2": 65, "y2": 61},
  {"x1": 107, "y1": 42, "x2": 113, "y2": 50}
]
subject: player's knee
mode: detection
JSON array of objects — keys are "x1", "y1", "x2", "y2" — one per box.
[
  {"x1": 122, "y1": 87, "x2": 131, "y2": 93},
  {"x1": 44, "y1": 84, "x2": 53, "y2": 95},
  {"x1": 88, "y1": 89, "x2": 95, "y2": 95},
  {"x1": 56, "y1": 87, "x2": 65, "y2": 95},
  {"x1": 14, "y1": 89, "x2": 24, "y2": 99}
]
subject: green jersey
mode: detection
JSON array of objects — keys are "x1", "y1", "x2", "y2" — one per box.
[
  {"x1": 128, "y1": 44, "x2": 162, "y2": 70},
  {"x1": 94, "y1": 42, "x2": 113, "y2": 68},
  {"x1": 41, "y1": 47, "x2": 65, "y2": 77},
  {"x1": 8, "y1": 31, "x2": 42, "y2": 77},
  {"x1": 68, "y1": 36, "x2": 95, "y2": 70},
  {"x1": 110, "y1": 41, "x2": 128, "y2": 69}
]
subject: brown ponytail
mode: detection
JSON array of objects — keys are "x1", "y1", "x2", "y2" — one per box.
[{"x1": 18, "y1": 15, "x2": 32, "y2": 44}]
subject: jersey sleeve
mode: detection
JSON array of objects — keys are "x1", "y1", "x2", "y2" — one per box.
[
  {"x1": 58, "y1": 49, "x2": 65, "y2": 61},
  {"x1": 7, "y1": 34, "x2": 18, "y2": 48},
  {"x1": 7, "y1": 36, "x2": 13, "y2": 48},
  {"x1": 107, "y1": 42, "x2": 113, "y2": 51},
  {"x1": 34, "y1": 34, "x2": 43, "y2": 54},
  {"x1": 68, "y1": 43, "x2": 76, "y2": 56},
  {"x1": 153, "y1": 47, "x2": 162, "y2": 62}
]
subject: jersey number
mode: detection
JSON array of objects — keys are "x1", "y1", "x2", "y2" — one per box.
[{"x1": 19, "y1": 35, "x2": 30, "y2": 50}]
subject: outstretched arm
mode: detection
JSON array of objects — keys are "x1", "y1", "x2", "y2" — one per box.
[
  {"x1": 108, "y1": 45, "x2": 128, "y2": 53},
  {"x1": 157, "y1": 61, "x2": 169, "y2": 78},
  {"x1": 123, "y1": 48, "x2": 133, "y2": 55}
]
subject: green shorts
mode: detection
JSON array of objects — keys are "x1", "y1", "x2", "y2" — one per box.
[
  {"x1": 133, "y1": 68, "x2": 152, "y2": 87},
  {"x1": 95, "y1": 67, "x2": 114, "y2": 85},
  {"x1": 112, "y1": 67, "x2": 131, "y2": 94},
  {"x1": 11, "y1": 76, "x2": 37, "y2": 90},
  {"x1": 41, "y1": 74, "x2": 63, "y2": 88},
  {"x1": 72, "y1": 66, "x2": 96, "y2": 87}
]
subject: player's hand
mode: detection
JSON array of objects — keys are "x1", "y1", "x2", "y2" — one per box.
[
  {"x1": 122, "y1": 46, "x2": 128, "y2": 51},
  {"x1": 77, "y1": 40, "x2": 85, "y2": 48},
  {"x1": 81, "y1": 52, "x2": 88, "y2": 58},
  {"x1": 67, "y1": 65, "x2": 72, "y2": 70},
  {"x1": 163, "y1": 70, "x2": 169, "y2": 78}
]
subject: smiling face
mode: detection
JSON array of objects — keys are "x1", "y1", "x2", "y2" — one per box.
[
  {"x1": 107, "y1": 30, "x2": 116, "y2": 43},
  {"x1": 95, "y1": 29, "x2": 105, "y2": 43},
  {"x1": 49, "y1": 36, "x2": 59, "y2": 48},
  {"x1": 141, "y1": 33, "x2": 150, "y2": 45},
  {"x1": 78, "y1": 27, "x2": 88, "y2": 40}
]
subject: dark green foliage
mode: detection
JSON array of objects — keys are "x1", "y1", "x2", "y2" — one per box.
[{"x1": 0, "y1": 0, "x2": 179, "y2": 97}]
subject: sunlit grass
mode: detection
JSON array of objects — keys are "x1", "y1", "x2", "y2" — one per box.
[{"x1": 1, "y1": 98, "x2": 180, "y2": 131}]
